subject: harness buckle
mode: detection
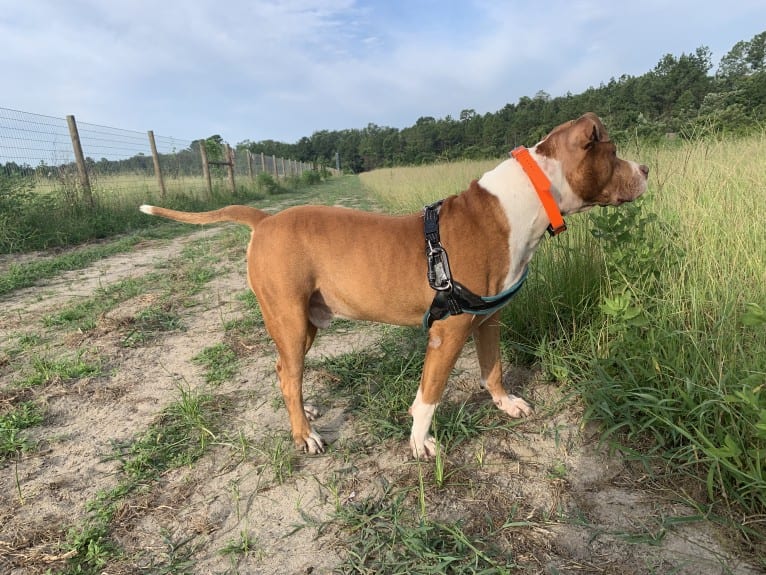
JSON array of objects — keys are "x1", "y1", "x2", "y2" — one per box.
[{"x1": 427, "y1": 242, "x2": 453, "y2": 291}]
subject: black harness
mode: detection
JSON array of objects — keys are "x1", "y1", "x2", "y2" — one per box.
[{"x1": 422, "y1": 200, "x2": 528, "y2": 329}]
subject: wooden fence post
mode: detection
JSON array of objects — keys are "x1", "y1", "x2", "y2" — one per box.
[
  {"x1": 260, "y1": 152, "x2": 266, "y2": 175},
  {"x1": 147, "y1": 130, "x2": 167, "y2": 198},
  {"x1": 246, "y1": 150, "x2": 254, "y2": 183},
  {"x1": 66, "y1": 114, "x2": 93, "y2": 206},
  {"x1": 225, "y1": 144, "x2": 236, "y2": 194},
  {"x1": 281, "y1": 157, "x2": 286, "y2": 179},
  {"x1": 200, "y1": 141, "x2": 213, "y2": 199},
  {"x1": 272, "y1": 155, "x2": 278, "y2": 178}
]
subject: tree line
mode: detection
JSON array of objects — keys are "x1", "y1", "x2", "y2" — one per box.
[
  {"x1": 2, "y1": 31, "x2": 764, "y2": 180},
  {"x1": 241, "y1": 31, "x2": 766, "y2": 173}
]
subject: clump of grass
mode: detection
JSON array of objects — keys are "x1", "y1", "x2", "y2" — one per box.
[
  {"x1": 255, "y1": 433, "x2": 297, "y2": 485},
  {"x1": 0, "y1": 400, "x2": 44, "y2": 459},
  {"x1": 1, "y1": 175, "x2": 265, "y2": 254},
  {"x1": 220, "y1": 530, "x2": 263, "y2": 562},
  {"x1": 121, "y1": 301, "x2": 184, "y2": 347},
  {"x1": 314, "y1": 328, "x2": 504, "y2": 452},
  {"x1": 193, "y1": 342, "x2": 239, "y2": 385},
  {"x1": 18, "y1": 352, "x2": 101, "y2": 388},
  {"x1": 44, "y1": 276, "x2": 148, "y2": 330},
  {"x1": 332, "y1": 491, "x2": 519, "y2": 574}
]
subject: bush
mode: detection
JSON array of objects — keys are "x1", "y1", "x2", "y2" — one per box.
[
  {"x1": 301, "y1": 170, "x2": 322, "y2": 185},
  {"x1": 256, "y1": 172, "x2": 285, "y2": 194}
]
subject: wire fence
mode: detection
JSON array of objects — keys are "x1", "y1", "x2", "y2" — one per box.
[{"x1": 0, "y1": 106, "x2": 315, "y2": 202}]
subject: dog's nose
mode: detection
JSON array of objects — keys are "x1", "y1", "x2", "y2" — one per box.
[{"x1": 639, "y1": 164, "x2": 649, "y2": 178}]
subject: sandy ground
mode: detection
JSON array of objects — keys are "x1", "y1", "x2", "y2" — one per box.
[{"x1": 0, "y1": 221, "x2": 760, "y2": 574}]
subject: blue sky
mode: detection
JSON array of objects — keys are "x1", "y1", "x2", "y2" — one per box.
[{"x1": 1, "y1": 0, "x2": 764, "y2": 145}]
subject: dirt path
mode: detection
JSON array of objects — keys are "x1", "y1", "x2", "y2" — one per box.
[{"x1": 0, "y1": 207, "x2": 759, "y2": 574}]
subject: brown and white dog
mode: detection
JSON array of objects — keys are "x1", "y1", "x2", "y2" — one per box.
[{"x1": 140, "y1": 113, "x2": 648, "y2": 458}]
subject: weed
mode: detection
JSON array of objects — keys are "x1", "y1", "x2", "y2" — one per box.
[
  {"x1": 121, "y1": 301, "x2": 184, "y2": 347},
  {"x1": 313, "y1": 328, "x2": 425, "y2": 443},
  {"x1": 145, "y1": 529, "x2": 199, "y2": 575},
  {"x1": 332, "y1": 491, "x2": 519, "y2": 574},
  {"x1": 0, "y1": 400, "x2": 44, "y2": 459},
  {"x1": 193, "y1": 342, "x2": 239, "y2": 385},
  {"x1": 18, "y1": 352, "x2": 101, "y2": 388},
  {"x1": 220, "y1": 530, "x2": 262, "y2": 561},
  {"x1": 256, "y1": 433, "x2": 297, "y2": 484},
  {"x1": 44, "y1": 276, "x2": 148, "y2": 330}
]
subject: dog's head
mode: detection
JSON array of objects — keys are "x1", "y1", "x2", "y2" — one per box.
[{"x1": 535, "y1": 113, "x2": 648, "y2": 212}]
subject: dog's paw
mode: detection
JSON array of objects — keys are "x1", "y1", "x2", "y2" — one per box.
[
  {"x1": 494, "y1": 394, "x2": 533, "y2": 418},
  {"x1": 304, "y1": 404, "x2": 321, "y2": 421},
  {"x1": 409, "y1": 434, "x2": 439, "y2": 459},
  {"x1": 302, "y1": 429, "x2": 325, "y2": 455}
]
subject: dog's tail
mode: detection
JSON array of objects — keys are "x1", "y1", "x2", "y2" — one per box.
[{"x1": 139, "y1": 204, "x2": 269, "y2": 229}]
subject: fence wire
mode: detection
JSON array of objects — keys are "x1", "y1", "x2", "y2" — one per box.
[{"x1": 0, "y1": 106, "x2": 313, "y2": 203}]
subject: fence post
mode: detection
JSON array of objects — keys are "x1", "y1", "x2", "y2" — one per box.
[
  {"x1": 272, "y1": 155, "x2": 278, "y2": 178},
  {"x1": 200, "y1": 141, "x2": 213, "y2": 199},
  {"x1": 281, "y1": 157, "x2": 286, "y2": 179},
  {"x1": 246, "y1": 150, "x2": 254, "y2": 183},
  {"x1": 147, "y1": 130, "x2": 167, "y2": 198},
  {"x1": 225, "y1": 144, "x2": 236, "y2": 194},
  {"x1": 66, "y1": 114, "x2": 93, "y2": 206},
  {"x1": 260, "y1": 152, "x2": 266, "y2": 175}
]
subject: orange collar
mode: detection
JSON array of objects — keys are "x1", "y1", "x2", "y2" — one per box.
[{"x1": 511, "y1": 146, "x2": 567, "y2": 236}]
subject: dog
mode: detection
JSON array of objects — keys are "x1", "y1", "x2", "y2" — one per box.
[{"x1": 140, "y1": 113, "x2": 648, "y2": 458}]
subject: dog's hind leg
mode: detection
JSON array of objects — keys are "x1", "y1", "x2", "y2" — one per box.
[
  {"x1": 263, "y1": 304, "x2": 325, "y2": 454},
  {"x1": 473, "y1": 313, "x2": 532, "y2": 418},
  {"x1": 302, "y1": 323, "x2": 321, "y2": 422}
]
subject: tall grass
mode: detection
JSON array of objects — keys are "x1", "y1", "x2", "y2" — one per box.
[
  {"x1": 359, "y1": 159, "x2": 499, "y2": 212},
  {"x1": 0, "y1": 171, "x2": 321, "y2": 253},
  {"x1": 362, "y1": 133, "x2": 766, "y2": 530}
]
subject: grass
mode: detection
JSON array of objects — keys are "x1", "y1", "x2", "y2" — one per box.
[
  {"x1": 120, "y1": 301, "x2": 185, "y2": 347},
  {"x1": 193, "y1": 342, "x2": 239, "y2": 385},
  {"x1": 1, "y1": 166, "x2": 332, "y2": 254},
  {"x1": 219, "y1": 530, "x2": 262, "y2": 562},
  {"x1": 331, "y1": 489, "x2": 520, "y2": 574},
  {"x1": 315, "y1": 327, "x2": 515, "y2": 452},
  {"x1": 61, "y1": 385, "x2": 223, "y2": 574},
  {"x1": 358, "y1": 159, "x2": 498, "y2": 213},
  {"x1": 362, "y1": 132, "x2": 766, "y2": 535},
  {"x1": 0, "y1": 400, "x2": 44, "y2": 459},
  {"x1": 18, "y1": 352, "x2": 102, "y2": 388}
]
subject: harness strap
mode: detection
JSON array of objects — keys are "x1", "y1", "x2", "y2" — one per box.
[
  {"x1": 422, "y1": 201, "x2": 528, "y2": 329},
  {"x1": 423, "y1": 268, "x2": 528, "y2": 328}
]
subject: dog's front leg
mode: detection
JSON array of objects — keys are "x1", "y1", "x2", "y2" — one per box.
[
  {"x1": 473, "y1": 313, "x2": 532, "y2": 418},
  {"x1": 409, "y1": 317, "x2": 472, "y2": 458}
]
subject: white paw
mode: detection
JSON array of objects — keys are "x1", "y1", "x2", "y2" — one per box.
[
  {"x1": 495, "y1": 394, "x2": 533, "y2": 418},
  {"x1": 304, "y1": 404, "x2": 321, "y2": 421},
  {"x1": 303, "y1": 429, "x2": 325, "y2": 454},
  {"x1": 409, "y1": 434, "x2": 439, "y2": 459}
]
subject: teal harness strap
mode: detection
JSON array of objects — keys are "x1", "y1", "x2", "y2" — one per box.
[{"x1": 422, "y1": 266, "x2": 529, "y2": 329}]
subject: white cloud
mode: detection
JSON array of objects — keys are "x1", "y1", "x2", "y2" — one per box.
[{"x1": 1, "y1": 0, "x2": 764, "y2": 144}]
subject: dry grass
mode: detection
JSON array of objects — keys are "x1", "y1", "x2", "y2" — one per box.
[{"x1": 358, "y1": 158, "x2": 500, "y2": 212}]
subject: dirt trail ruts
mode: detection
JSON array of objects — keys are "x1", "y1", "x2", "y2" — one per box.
[{"x1": 0, "y1": 221, "x2": 760, "y2": 574}]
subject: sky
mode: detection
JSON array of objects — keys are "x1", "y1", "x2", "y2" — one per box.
[{"x1": 1, "y1": 0, "x2": 765, "y2": 146}]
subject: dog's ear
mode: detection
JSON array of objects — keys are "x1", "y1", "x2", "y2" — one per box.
[{"x1": 577, "y1": 113, "x2": 602, "y2": 149}]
